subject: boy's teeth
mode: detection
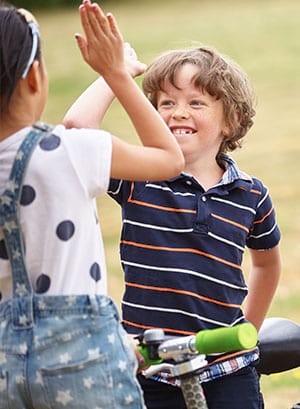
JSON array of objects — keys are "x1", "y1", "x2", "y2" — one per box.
[{"x1": 173, "y1": 129, "x2": 192, "y2": 135}]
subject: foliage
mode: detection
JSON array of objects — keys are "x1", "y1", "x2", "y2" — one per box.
[
  {"x1": 11, "y1": 0, "x2": 125, "y2": 11},
  {"x1": 10, "y1": 0, "x2": 79, "y2": 10}
]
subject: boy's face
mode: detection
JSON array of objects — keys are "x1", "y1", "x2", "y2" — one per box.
[{"x1": 156, "y1": 63, "x2": 229, "y2": 166}]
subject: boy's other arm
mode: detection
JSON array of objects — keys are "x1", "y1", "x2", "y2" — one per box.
[{"x1": 244, "y1": 245, "x2": 281, "y2": 332}]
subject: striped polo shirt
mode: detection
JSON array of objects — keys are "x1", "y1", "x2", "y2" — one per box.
[{"x1": 108, "y1": 155, "x2": 280, "y2": 379}]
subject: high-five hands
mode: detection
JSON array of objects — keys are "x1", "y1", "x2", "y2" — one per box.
[
  {"x1": 76, "y1": 0, "x2": 124, "y2": 78},
  {"x1": 76, "y1": 0, "x2": 146, "y2": 79},
  {"x1": 123, "y1": 42, "x2": 146, "y2": 79}
]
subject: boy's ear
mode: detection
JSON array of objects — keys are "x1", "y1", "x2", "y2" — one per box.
[
  {"x1": 222, "y1": 124, "x2": 231, "y2": 137},
  {"x1": 26, "y1": 60, "x2": 42, "y2": 93}
]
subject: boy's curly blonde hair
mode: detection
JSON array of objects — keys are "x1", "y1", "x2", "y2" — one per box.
[{"x1": 142, "y1": 47, "x2": 256, "y2": 156}]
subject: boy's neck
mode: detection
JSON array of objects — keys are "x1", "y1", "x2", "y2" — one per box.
[{"x1": 185, "y1": 160, "x2": 225, "y2": 191}]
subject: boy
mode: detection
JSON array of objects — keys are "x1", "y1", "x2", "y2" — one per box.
[{"x1": 64, "y1": 46, "x2": 281, "y2": 409}]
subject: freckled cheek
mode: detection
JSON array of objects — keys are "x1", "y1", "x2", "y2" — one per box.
[{"x1": 158, "y1": 110, "x2": 170, "y2": 124}]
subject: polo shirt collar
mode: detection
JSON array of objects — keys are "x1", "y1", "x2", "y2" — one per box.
[
  {"x1": 220, "y1": 155, "x2": 253, "y2": 185},
  {"x1": 170, "y1": 155, "x2": 253, "y2": 191}
]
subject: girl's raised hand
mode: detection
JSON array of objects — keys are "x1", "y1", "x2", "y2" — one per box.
[{"x1": 76, "y1": 0, "x2": 125, "y2": 78}]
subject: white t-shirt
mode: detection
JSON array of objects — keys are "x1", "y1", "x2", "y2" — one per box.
[{"x1": 0, "y1": 124, "x2": 112, "y2": 303}]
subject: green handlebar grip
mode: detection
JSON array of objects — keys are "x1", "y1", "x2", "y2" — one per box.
[
  {"x1": 195, "y1": 323, "x2": 257, "y2": 355},
  {"x1": 137, "y1": 344, "x2": 163, "y2": 367}
]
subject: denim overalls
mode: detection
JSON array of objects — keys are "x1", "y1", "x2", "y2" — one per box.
[{"x1": 0, "y1": 123, "x2": 145, "y2": 409}]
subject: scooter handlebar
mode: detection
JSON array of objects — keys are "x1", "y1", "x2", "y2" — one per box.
[{"x1": 194, "y1": 322, "x2": 258, "y2": 355}]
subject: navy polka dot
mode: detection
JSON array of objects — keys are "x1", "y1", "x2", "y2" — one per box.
[
  {"x1": 20, "y1": 185, "x2": 36, "y2": 206},
  {"x1": 0, "y1": 240, "x2": 8, "y2": 259},
  {"x1": 56, "y1": 220, "x2": 75, "y2": 241},
  {"x1": 90, "y1": 262, "x2": 101, "y2": 282},
  {"x1": 39, "y1": 134, "x2": 61, "y2": 151},
  {"x1": 35, "y1": 274, "x2": 51, "y2": 293}
]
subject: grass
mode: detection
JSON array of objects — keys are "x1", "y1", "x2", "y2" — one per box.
[{"x1": 36, "y1": 1, "x2": 300, "y2": 407}]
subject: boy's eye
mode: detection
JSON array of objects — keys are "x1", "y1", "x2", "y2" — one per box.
[
  {"x1": 159, "y1": 100, "x2": 174, "y2": 107},
  {"x1": 190, "y1": 100, "x2": 202, "y2": 107}
]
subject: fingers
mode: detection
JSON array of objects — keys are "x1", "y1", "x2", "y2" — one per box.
[
  {"x1": 77, "y1": 1, "x2": 126, "y2": 76},
  {"x1": 79, "y1": 1, "x2": 111, "y2": 40},
  {"x1": 107, "y1": 12, "x2": 123, "y2": 42},
  {"x1": 75, "y1": 33, "x2": 88, "y2": 61},
  {"x1": 123, "y1": 42, "x2": 147, "y2": 77},
  {"x1": 124, "y1": 42, "x2": 137, "y2": 60},
  {"x1": 79, "y1": 2, "x2": 97, "y2": 41},
  {"x1": 88, "y1": 3, "x2": 109, "y2": 36}
]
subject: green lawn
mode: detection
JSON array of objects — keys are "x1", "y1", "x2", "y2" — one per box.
[{"x1": 37, "y1": 1, "x2": 300, "y2": 407}]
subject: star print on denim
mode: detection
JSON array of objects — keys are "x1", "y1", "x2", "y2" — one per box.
[
  {"x1": 3, "y1": 220, "x2": 17, "y2": 233},
  {"x1": 88, "y1": 348, "x2": 101, "y2": 359},
  {"x1": 118, "y1": 360, "x2": 128, "y2": 372},
  {"x1": 0, "y1": 195, "x2": 12, "y2": 206},
  {"x1": 19, "y1": 315, "x2": 28, "y2": 326},
  {"x1": 15, "y1": 151, "x2": 24, "y2": 161},
  {"x1": 125, "y1": 395, "x2": 134, "y2": 405},
  {"x1": 5, "y1": 181, "x2": 18, "y2": 193},
  {"x1": 83, "y1": 377, "x2": 94, "y2": 389},
  {"x1": 56, "y1": 390, "x2": 73, "y2": 406},
  {"x1": 35, "y1": 372, "x2": 43, "y2": 385},
  {"x1": 59, "y1": 353, "x2": 71, "y2": 364},
  {"x1": 15, "y1": 283, "x2": 27, "y2": 296},
  {"x1": 66, "y1": 296, "x2": 77, "y2": 306},
  {"x1": 12, "y1": 249, "x2": 21, "y2": 260},
  {"x1": 0, "y1": 352, "x2": 6, "y2": 365}
]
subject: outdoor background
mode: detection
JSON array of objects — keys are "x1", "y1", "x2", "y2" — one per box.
[{"x1": 27, "y1": 0, "x2": 300, "y2": 407}]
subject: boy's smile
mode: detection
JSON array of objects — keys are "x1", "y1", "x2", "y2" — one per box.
[{"x1": 170, "y1": 126, "x2": 197, "y2": 136}]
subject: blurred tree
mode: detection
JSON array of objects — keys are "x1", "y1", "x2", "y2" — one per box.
[
  {"x1": 12, "y1": 0, "x2": 80, "y2": 9},
  {"x1": 12, "y1": 0, "x2": 119, "y2": 10}
]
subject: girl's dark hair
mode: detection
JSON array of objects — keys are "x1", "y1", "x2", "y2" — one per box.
[
  {"x1": 143, "y1": 47, "x2": 256, "y2": 156},
  {"x1": 0, "y1": 1, "x2": 41, "y2": 113}
]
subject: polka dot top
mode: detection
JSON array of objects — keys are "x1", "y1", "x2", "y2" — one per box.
[{"x1": 0, "y1": 125, "x2": 112, "y2": 303}]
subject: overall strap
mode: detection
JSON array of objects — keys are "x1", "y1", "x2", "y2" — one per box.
[{"x1": 0, "y1": 122, "x2": 53, "y2": 301}]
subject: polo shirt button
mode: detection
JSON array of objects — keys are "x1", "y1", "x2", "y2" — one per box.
[
  {"x1": 186, "y1": 180, "x2": 192, "y2": 185},
  {"x1": 201, "y1": 196, "x2": 207, "y2": 202}
]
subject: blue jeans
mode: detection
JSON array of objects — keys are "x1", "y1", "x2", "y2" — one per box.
[
  {"x1": 138, "y1": 365, "x2": 264, "y2": 409},
  {"x1": 0, "y1": 294, "x2": 146, "y2": 409}
]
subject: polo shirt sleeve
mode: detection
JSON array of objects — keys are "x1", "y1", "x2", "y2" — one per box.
[
  {"x1": 108, "y1": 178, "x2": 134, "y2": 205},
  {"x1": 246, "y1": 178, "x2": 281, "y2": 250}
]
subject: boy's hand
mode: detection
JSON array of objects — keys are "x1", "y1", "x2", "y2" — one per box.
[
  {"x1": 76, "y1": 0, "x2": 125, "y2": 78},
  {"x1": 124, "y1": 42, "x2": 147, "y2": 78}
]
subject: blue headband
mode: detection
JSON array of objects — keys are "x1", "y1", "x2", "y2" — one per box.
[{"x1": 21, "y1": 21, "x2": 40, "y2": 79}]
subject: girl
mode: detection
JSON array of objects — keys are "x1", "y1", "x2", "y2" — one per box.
[{"x1": 0, "y1": 1, "x2": 184, "y2": 408}]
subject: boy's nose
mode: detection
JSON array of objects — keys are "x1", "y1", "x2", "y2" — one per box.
[{"x1": 171, "y1": 105, "x2": 190, "y2": 119}]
